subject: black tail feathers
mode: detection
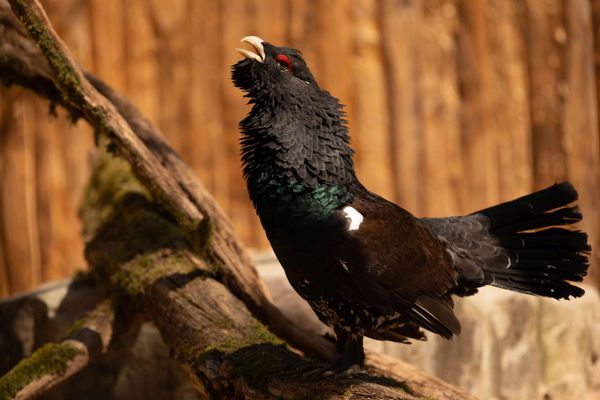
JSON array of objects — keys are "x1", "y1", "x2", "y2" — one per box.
[{"x1": 476, "y1": 182, "x2": 591, "y2": 299}]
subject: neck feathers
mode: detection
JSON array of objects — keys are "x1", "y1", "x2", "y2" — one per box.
[{"x1": 240, "y1": 90, "x2": 355, "y2": 187}]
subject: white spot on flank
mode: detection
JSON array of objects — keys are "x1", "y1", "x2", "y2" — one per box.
[
  {"x1": 343, "y1": 206, "x2": 364, "y2": 231},
  {"x1": 340, "y1": 260, "x2": 350, "y2": 273}
]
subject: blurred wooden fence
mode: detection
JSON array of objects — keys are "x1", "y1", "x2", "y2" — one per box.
[{"x1": 1, "y1": 0, "x2": 598, "y2": 297}]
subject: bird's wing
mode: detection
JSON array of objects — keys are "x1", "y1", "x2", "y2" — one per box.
[{"x1": 331, "y1": 193, "x2": 461, "y2": 338}]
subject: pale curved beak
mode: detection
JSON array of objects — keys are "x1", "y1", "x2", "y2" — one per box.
[{"x1": 236, "y1": 36, "x2": 265, "y2": 63}]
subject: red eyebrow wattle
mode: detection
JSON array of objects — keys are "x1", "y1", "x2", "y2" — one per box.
[{"x1": 277, "y1": 54, "x2": 292, "y2": 71}]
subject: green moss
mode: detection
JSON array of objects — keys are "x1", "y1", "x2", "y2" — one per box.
[
  {"x1": 66, "y1": 299, "x2": 115, "y2": 337},
  {"x1": 95, "y1": 298, "x2": 115, "y2": 317},
  {"x1": 80, "y1": 151, "x2": 149, "y2": 239},
  {"x1": 109, "y1": 251, "x2": 205, "y2": 315},
  {"x1": 201, "y1": 320, "x2": 282, "y2": 355},
  {"x1": 0, "y1": 343, "x2": 83, "y2": 400},
  {"x1": 11, "y1": 0, "x2": 81, "y2": 95},
  {"x1": 109, "y1": 254, "x2": 161, "y2": 308},
  {"x1": 187, "y1": 325, "x2": 291, "y2": 394},
  {"x1": 110, "y1": 255, "x2": 151, "y2": 299},
  {"x1": 65, "y1": 317, "x2": 87, "y2": 338},
  {"x1": 212, "y1": 316, "x2": 236, "y2": 330},
  {"x1": 246, "y1": 320, "x2": 283, "y2": 346}
]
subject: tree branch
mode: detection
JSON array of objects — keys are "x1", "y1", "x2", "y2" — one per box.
[{"x1": 0, "y1": 299, "x2": 116, "y2": 400}]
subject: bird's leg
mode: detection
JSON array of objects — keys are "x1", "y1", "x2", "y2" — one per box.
[
  {"x1": 302, "y1": 327, "x2": 365, "y2": 379},
  {"x1": 330, "y1": 327, "x2": 364, "y2": 374},
  {"x1": 333, "y1": 326, "x2": 349, "y2": 363},
  {"x1": 341, "y1": 334, "x2": 365, "y2": 370}
]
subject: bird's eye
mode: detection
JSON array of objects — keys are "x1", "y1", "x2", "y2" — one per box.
[{"x1": 276, "y1": 54, "x2": 292, "y2": 72}]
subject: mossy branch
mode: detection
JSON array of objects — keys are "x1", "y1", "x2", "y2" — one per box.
[{"x1": 0, "y1": 298, "x2": 116, "y2": 400}]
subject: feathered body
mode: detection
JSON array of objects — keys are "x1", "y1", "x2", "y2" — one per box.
[{"x1": 232, "y1": 37, "x2": 591, "y2": 369}]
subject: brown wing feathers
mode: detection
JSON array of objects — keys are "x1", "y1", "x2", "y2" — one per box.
[{"x1": 339, "y1": 194, "x2": 461, "y2": 338}]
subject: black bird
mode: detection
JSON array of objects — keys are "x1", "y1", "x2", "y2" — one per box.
[{"x1": 232, "y1": 36, "x2": 591, "y2": 372}]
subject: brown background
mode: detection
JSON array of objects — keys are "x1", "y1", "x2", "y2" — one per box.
[{"x1": 0, "y1": 0, "x2": 599, "y2": 297}]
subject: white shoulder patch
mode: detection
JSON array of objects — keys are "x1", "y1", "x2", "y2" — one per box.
[{"x1": 343, "y1": 206, "x2": 364, "y2": 231}]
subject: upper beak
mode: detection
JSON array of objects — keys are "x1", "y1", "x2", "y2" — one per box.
[{"x1": 236, "y1": 36, "x2": 265, "y2": 63}]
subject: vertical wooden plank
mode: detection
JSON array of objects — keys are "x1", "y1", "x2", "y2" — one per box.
[
  {"x1": 0, "y1": 90, "x2": 42, "y2": 294},
  {"x1": 523, "y1": 0, "x2": 569, "y2": 185},
  {"x1": 37, "y1": 117, "x2": 71, "y2": 284},
  {"x1": 456, "y1": 0, "x2": 499, "y2": 213},
  {"x1": 186, "y1": 0, "x2": 225, "y2": 197},
  {"x1": 523, "y1": 0, "x2": 598, "y2": 286},
  {"x1": 348, "y1": 0, "x2": 394, "y2": 200},
  {"x1": 253, "y1": 0, "x2": 288, "y2": 44},
  {"x1": 0, "y1": 89, "x2": 7, "y2": 297},
  {"x1": 220, "y1": 0, "x2": 257, "y2": 246},
  {"x1": 479, "y1": 0, "x2": 532, "y2": 202},
  {"x1": 415, "y1": 0, "x2": 462, "y2": 217},
  {"x1": 88, "y1": 0, "x2": 126, "y2": 91},
  {"x1": 122, "y1": 0, "x2": 160, "y2": 121},
  {"x1": 308, "y1": 0, "x2": 352, "y2": 112},
  {"x1": 288, "y1": 0, "x2": 308, "y2": 45},
  {"x1": 591, "y1": 0, "x2": 600, "y2": 288},
  {"x1": 562, "y1": 0, "x2": 599, "y2": 287},
  {"x1": 380, "y1": 0, "x2": 422, "y2": 213},
  {"x1": 459, "y1": 0, "x2": 532, "y2": 215},
  {"x1": 23, "y1": 99, "x2": 40, "y2": 291},
  {"x1": 31, "y1": 102, "x2": 55, "y2": 285},
  {"x1": 147, "y1": 0, "x2": 189, "y2": 154}
]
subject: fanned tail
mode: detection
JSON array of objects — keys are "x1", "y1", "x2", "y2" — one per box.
[{"x1": 476, "y1": 182, "x2": 590, "y2": 299}]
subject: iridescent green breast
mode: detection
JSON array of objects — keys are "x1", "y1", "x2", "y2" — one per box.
[{"x1": 248, "y1": 171, "x2": 351, "y2": 227}]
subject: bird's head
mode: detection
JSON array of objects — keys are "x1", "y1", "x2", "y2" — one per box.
[
  {"x1": 232, "y1": 36, "x2": 355, "y2": 190},
  {"x1": 232, "y1": 36, "x2": 318, "y2": 100}
]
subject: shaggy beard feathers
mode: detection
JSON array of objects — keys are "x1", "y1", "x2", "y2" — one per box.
[{"x1": 238, "y1": 90, "x2": 356, "y2": 188}]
